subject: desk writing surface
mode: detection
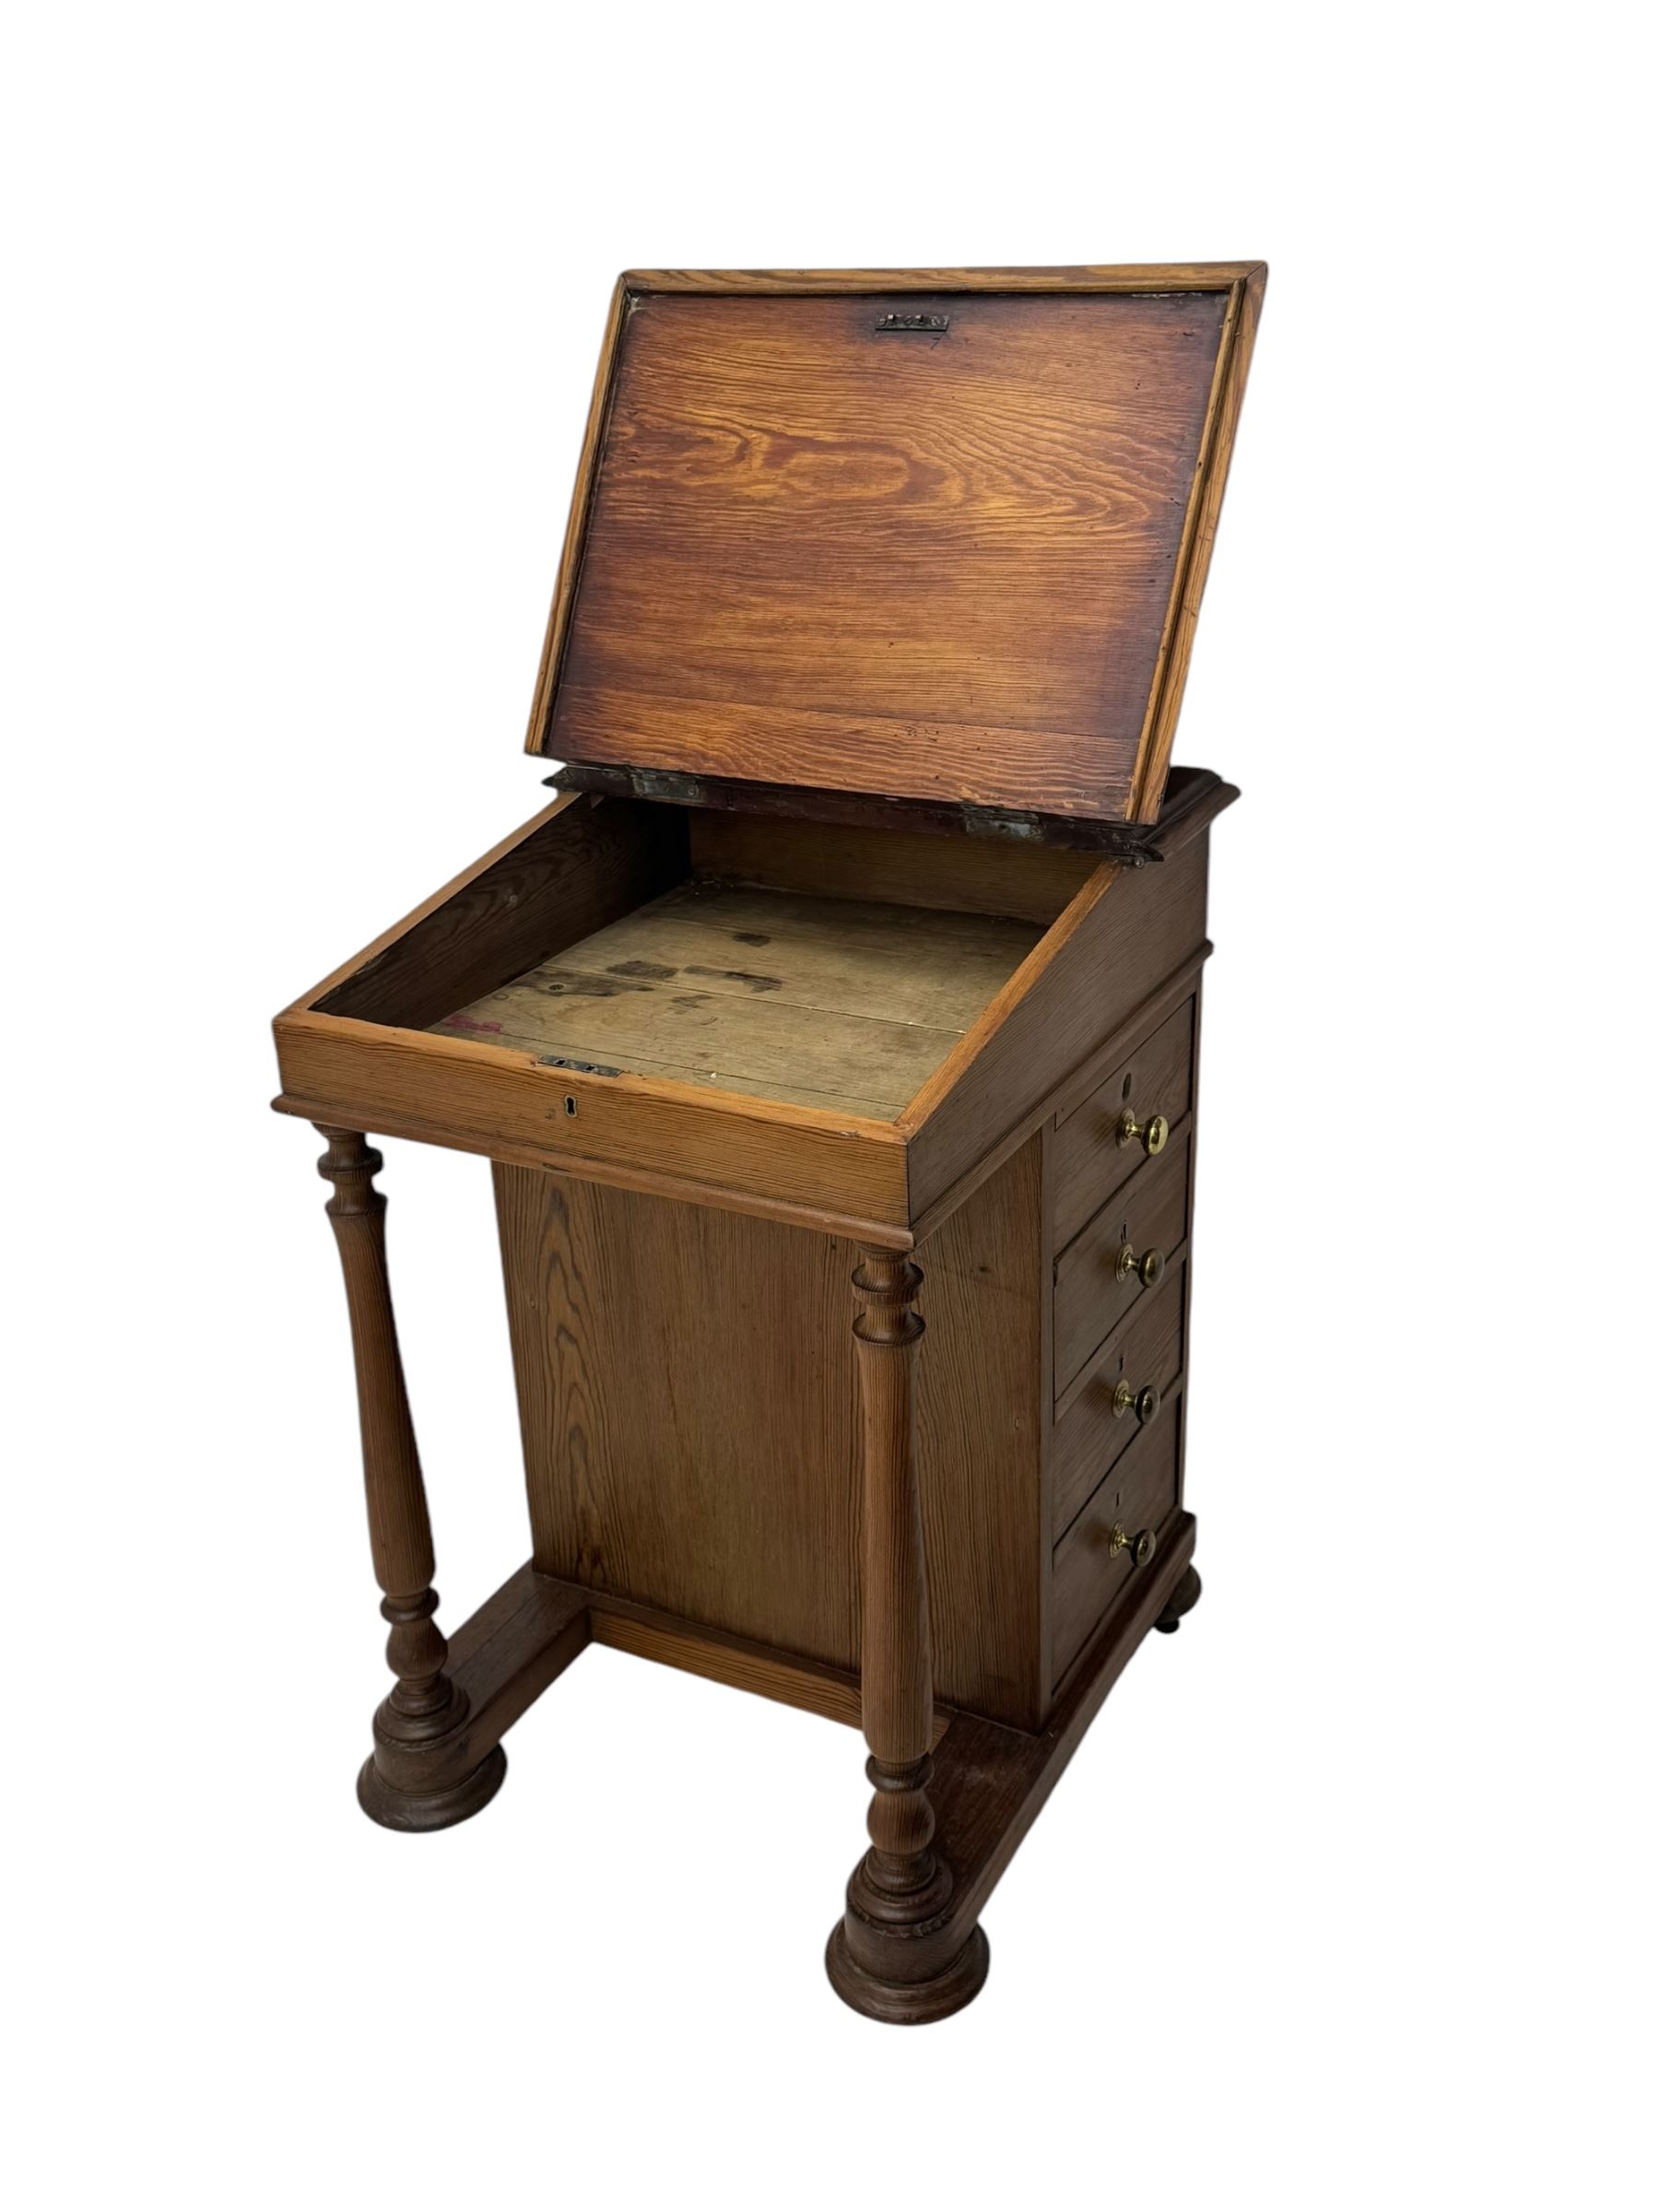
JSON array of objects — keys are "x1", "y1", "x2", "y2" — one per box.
[{"x1": 435, "y1": 878, "x2": 1042, "y2": 1117}]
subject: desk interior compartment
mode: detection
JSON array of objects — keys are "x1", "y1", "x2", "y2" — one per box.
[{"x1": 303, "y1": 794, "x2": 1094, "y2": 1119}]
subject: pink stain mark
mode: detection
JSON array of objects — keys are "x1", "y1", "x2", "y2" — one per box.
[{"x1": 442, "y1": 1012, "x2": 503, "y2": 1034}]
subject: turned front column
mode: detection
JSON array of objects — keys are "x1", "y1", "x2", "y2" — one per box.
[
  {"x1": 314, "y1": 1127, "x2": 505, "y2": 1831},
  {"x1": 826, "y1": 1246, "x2": 990, "y2": 2023}
]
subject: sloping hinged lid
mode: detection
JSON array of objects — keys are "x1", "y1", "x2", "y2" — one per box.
[{"x1": 526, "y1": 265, "x2": 1265, "y2": 826}]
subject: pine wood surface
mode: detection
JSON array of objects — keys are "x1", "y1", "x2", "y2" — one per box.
[
  {"x1": 275, "y1": 1014, "x2": 912, "y2": 1235},
  {"x1": 436, "y1": 878, "x2": 1041, "y2": 1117},
  {"x1": 315, "y1": 794, "x2": 687, "y2": 1029},
  {"x1": 688, "y1": 806, "x2": 1098, "y2": 924},
  {"x1": 903, "y1": 830, "x2": 1210, "y2": 1218},
  {"x1": 529, "y1": 270, "x2": 1265, "y2": 825},
  {"x1": 497, "y1": 1135, "x2": 1045, "y2": 1727}
]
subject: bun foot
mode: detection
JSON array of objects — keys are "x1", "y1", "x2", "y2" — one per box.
[
  {"x1": 825, "y1": 1921, "x2": 990, "y2": 2025},
  {"x1": 356, "y1": 1743, "x2": 507, "y2": 1833},
  {"x1": 1155, "y1": 1562, "x2": 1203, "y2": 1634}
]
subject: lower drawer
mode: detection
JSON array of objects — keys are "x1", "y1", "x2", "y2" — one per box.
[
  {"x1": 1052, "y1": 1261, "x2": 1187, "y2": 1539},
  {"x1": 1053, "y1": 1124, "x2": 1191, "y2": 1398},
  {"x1": 1051, "y1": 1394, "x2": 1182, "y2": 1684}
]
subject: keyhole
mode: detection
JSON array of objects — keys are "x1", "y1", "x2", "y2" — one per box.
[
  {"x1": 1122, "y1": 1073, "x2": 1134, "y2": 1100},
  {"x1": 563, "y1": 1095, "x2": 578, "y2": 1118}
]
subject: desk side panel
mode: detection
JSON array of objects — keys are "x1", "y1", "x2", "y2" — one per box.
[
  {"x1": 495, "y1": 1141, "x2": 1044, "y2": 1728},
  {"x1": 905, "y1": 834, "x2": 1212, "y2": 1222}
]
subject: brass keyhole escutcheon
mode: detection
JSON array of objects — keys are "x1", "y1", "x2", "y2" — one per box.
[
  {"x1": 1115, "y1": 1241, "x2": 1165, "y2": 1288},
  {"x1": 1116, "y1": 1108, "x2": 1169, "y2": 1156},
  {"x1": 1107, "y1": 1524, "x2": 1158, "y2": 1568},
  {"x1": 1112, "y1": 1380, "x2": 1161, "y2": 1425}
]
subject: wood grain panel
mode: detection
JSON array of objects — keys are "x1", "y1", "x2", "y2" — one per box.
[
  {"x1": 316, "y1": 795, "x2": 686, "y2": 1030},
  {"x1": 434, "y1": 880, "x2": 1040, "y2": 1117},
  {"x1": 903, "y1": 831, "x2": 1211, "y2": 1222},
  {"x1": 688, "y1": 808, "x2": 1097, "y2": 924},
  {"x1": 496, "y1": 1142, "x2": 1045, "y2": 1726},
  {"x1": 1131, "y1": 265, "x2": 1268, "y2": 817},
  {"x1": 500, "y1": 1167, "x2": 863, "y2": 1665},
  {"x1": 541, "y1": 287, "x2": 1231, "y2": 819},
  {"x1": 273, "y1": 1012, "x2": 911, "y2": 1233},
  {"x1": 912, "y1": 1134, "x2": 1045, "y2": 1729}
]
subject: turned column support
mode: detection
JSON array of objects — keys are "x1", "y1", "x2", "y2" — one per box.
[
  {"x1": 314, "y1": 1127, "x2": 506, "y2": 1832},
  {"x1": 826, "y1": 1246, "x2": 990, "y2": 2023}
]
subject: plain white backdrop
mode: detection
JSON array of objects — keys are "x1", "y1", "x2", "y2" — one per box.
[{"x1": 4, "y1": 4, "x2": 1653, "y2": 2206}]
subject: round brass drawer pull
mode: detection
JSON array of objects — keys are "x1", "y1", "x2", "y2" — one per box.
[
  {"x1": 1112, "y1": 1380, "x2": 1161, "y2": 1425},
  {"x1": 1108, "y1": 1524, "x2": 1158, "y2": 1568},
  {"x1": 1115, "y1": 1241, "x2": 1165, "y2": 1288},
  {"x1": 1115, "y1": 1109, "x2": 1169, "y2": 1156}
]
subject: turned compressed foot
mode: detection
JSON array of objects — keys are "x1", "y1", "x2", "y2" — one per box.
[
  {"x1": 1155, "y1": 1562, "x2": 1203, "y2": 1634},
  {"x1": 357, "y1": 1742, "x2": 508, "y2": 1833},
  {"x1": 825, "y1": 1919, "x2": 990, "y2": 2027}
]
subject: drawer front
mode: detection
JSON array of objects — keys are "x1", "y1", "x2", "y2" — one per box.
[
  {"x1": 1052, "y1": 1395, "x2": 1182, "y2": 1684},
  {"x1": 1052, "y1": 1261, "x2": 1186, "y2": 1539},
  {"x1": 1052, "y1": 997, "x2": 1195, "y2": 1252},
  {"x1": 1053, "y1": 1124, "x2": 1191, "y2": 1399}
]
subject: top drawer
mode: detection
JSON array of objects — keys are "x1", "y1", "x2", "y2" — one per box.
[{"x1": 1051, "y1": 997, "x2": 1195, "y2": 1253}]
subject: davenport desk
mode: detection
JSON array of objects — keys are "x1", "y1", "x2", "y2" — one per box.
[{"x1": 272, "y1": 264, "x2": 1265, "y2": 2022}]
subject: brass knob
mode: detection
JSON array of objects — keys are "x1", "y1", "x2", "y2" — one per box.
[
  {"x1": 1107, "y1": 1525, "x2": 1158, "y2": 1568},
  {"x1": 1116, "y1": 1108, "x2": 1169, "y2": 1156},
  {"x1": 1112, "y1": 1380, "x2": 1161, "y2": 1425},
  {"x1": 1115, "y1": 1241, "x2": 1165, "y2": 1288}
]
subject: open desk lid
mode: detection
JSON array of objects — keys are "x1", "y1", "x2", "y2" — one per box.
[{"x1": 526, "y1": 265, "x2": 1265, "y2": 827}]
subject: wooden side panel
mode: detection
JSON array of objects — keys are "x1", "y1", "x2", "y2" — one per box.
[
  {"x1": 316, "y1": 794, "x2": 688, "y2": 1030},
  {"x1": 544, "y1": 288, "x2": 1231, "y2": 819},
  {"x1": 495, "y1": 1142, "x2": 1045, "y2": 1727},
  {"x1": 912, "y1": 1133, "x2": 1045, "y2": 1729},
  {"x1": 688, "y1": 809, "x2": 1096, "y2": 925},
  {"x1": 905, "y1": 835, "x2": 1212, "y2": 1220},
  {"x1": 500, "y1": 1166, "x2": 863, "y2": 1666}
]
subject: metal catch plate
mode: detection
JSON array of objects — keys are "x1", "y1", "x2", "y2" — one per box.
[
  {"x1": 875, "y1": 312, "x2": 949, "y2": 334},
  {"x1": 538, "y1": 1054, "x2": 620, "y2": 1077}
]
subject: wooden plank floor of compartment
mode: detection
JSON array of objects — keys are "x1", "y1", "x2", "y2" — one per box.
[{"x1": 432, "y1": 880, "x2": 1043, "y2": 1120}]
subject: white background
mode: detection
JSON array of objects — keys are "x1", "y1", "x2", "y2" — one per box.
[{"x1": 4, "y1": 5, "x2": 1653, "y2": 2206}]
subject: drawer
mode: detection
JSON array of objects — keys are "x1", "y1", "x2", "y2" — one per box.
[
  {"x1": 1052, "y1": 1260, "x2": 1186, "y2": 1539},
  {"x1": 1052, "y1": 1394, "x2": 1182, "y2": 1684},
  {"x1": 1053, "y1": 1124, "x2": 1191, "y2": 1399},
  {"x1": 1051, "y1": 997, "x2": 1195, "y2": 1251}
]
